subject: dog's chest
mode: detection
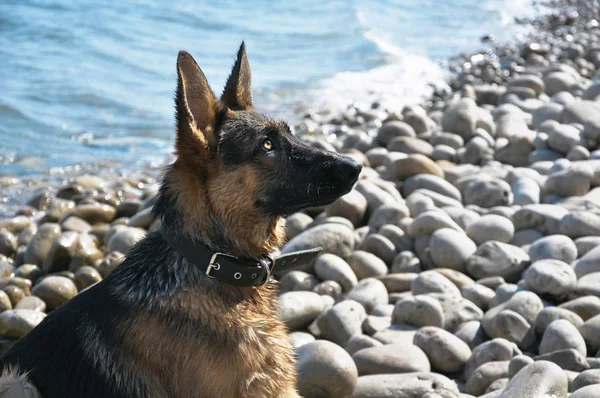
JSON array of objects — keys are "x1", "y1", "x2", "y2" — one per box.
[{"x1": 122, "y1": 286, "x2": 297, "y2": 398}]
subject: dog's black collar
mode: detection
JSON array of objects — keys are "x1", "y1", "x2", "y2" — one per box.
[{"x1": 160, "y1": 228, "x2": 322, "y2": 287}]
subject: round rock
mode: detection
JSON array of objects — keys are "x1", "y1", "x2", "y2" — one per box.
[
  {"x1": 31, "y1": 276, "x2": 78, "y2": 310},
  {"x1": 413, "y1": 326, "x2": 472, "y2": 373},
  {"x1": 352, "y1": 343, "x2": 431, "y2": 375},
  {"x1": 429, "y1": 228, "x2": 477, "y2": 272},
  {"x1": 466, "y1": 215, "x2": 515, "y2": 245},
  {"x1": 523, "y1": 259, "x2": 576, "y2": 297}
]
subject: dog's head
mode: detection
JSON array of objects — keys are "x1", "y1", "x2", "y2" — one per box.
[
  {"x1": 161, "y1": 43, "x2": 361, "y2": 255},
  {"x1": 173, "y1": 43, "x2": 361, "y2": 216}
]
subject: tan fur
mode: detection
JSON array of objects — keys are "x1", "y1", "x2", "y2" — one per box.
[
  {"x1": 121, "y1": 282, "x2": 298, "y2": 398},
  {"x1": 0, "y1": 368, "x2": 41, "y2": 398}
]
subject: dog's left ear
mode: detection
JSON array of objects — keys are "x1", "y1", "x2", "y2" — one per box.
[{"x1": 221, "y1": 41, "x2": 252, "y2": 111}]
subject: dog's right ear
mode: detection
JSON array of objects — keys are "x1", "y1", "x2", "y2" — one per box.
[{"x1": 175, "y1": 51, "x2": 219, "y2": 155}]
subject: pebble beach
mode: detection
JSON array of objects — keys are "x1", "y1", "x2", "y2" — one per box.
[{"x1": 3, "y1": 0, "x2": 600, "y2": 397}]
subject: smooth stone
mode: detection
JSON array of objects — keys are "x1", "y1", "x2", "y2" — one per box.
[
  {"x1": 466, "y1": 241, "x2": 530, "y2": 282},
  {"x1": 355, "y1": 180, "x2": 398, "y2": 218},
  {"x1": 23, "y1": 223, "x2": 61, "y2": 266},
  {"x1": 561, "y1": 100, "x2": 600, "y2": 140},
  {"x1": 523, "y1": 259, "x2": 576, "y2": 297},
  {"x1": 346, "y1": 251, "x2": 388, "y2": 280},
  {"x1": 280, "y1": 271, "x2": 318, "y2": 293},
  {"x1": 317, "y1": 300, "x2": 367, "y2": 346},
  {"x1": 0, "y1": 309, "x2": 46, "y2": 339},
  {"x1": 378, "y1": 225, "x2": 412, "y2": 253},
  {"x1": 512, "y1": 177, "x2": 541, "y2": 205},
  {"x1": 429, "y1": 228, "x2": 477, "y2": 272},
  {"x1": 14, "y1": 296, "x2": 46, "y2": 312},
  {"x1": 548, "y1": 124, "x2": 586, "y2": 154},
  {"x1": 408, "y1": 210, "x2": 463, "y2": 237},
  {"x1": 289, "y1": 331, "x2": 315, "y2": 349},
  {"x1": 352, "y1": 343, "x2": 431, "y2": 375},
  {"x1": 314, "y1": 254, "x2": 358, "y2": 292},
  {"x1": 442, "y1": 207, "x2": 481, "y2": 231},
  {"x1": 512, "y1": 204, "x2": 569, "y2": 235},
  {"x1": 392, "y1": 295, "x2": 445, "y2": 329},
  {"x1": 581, "y1": 314, "x2": 600, "y2": 353},
  {"x1": 464, "y1": 178, "x2": 513, "y2": 208},
  {"x1": 577, "y1": 272, "x2": 600, "y2": 297},
  {"x1": 561, "y1": 212, "x2": 600, "y2": 239},
  {"x1": 499, "y1": 361, "x2": 568, "y2": 398},
  {"x1": 455, "y1": 321, "x2": 487, "y2": 349},
  {"x1": 390, "y1": 154, "x2": 444, "y2": 181},
  {"x1": 60, "y1": 216, "x2": 92, "y2": 234},
  {"x1": 540, "y1": 319, "x2": 587, "y2": 357},
  {"x1": 387, "y1": 136, "x2": 434, "y2": 157},
  {"x1": 466, "y1": 215, "x2": 515, "y2": 245},
  {"x1": 31, "y1": 276, "x2": 78, "y2": 310},
  {"x1": 534, "y1": 348, "x2": 590, "y2": 372},
  {"x1": 534, "y1": 307, "x2": 584, "y2": 335},
  {"x1": 462, "y1": 283, "x2": 495, "y2": 311},
  {"x1": 377, "y1": 121, "x2": 416, "y2": 145},
  {"x1": 573, "y1": 246, "x2": 600, "y2": 279},
  {"x1": 545, "y1": 167, "x2": 592, "y2": 197},
  {"x1": 528, "y1": 235, "x2": 577, "y2": 264},
  {"x1": 571, "y1": 385, "x2": 600, "y2": 398},
  {"x1": 296, "y1": 340, "x2": 358, "y2": 398},
  {"x1": 107, "y1": 227, "x2": 145, "y2": 256},
  {"x1": 442, "y1": 98, "x2": 478, "y2": 139},
  {"x1": 508, "y1": 355, "x2": 534, "y2": 378},
  {"x1": 404, "y1": 174, "x2": 462, "y2": 202},
  {"x1": 560, "y1": 296, "x2": 600, "y2": 321},
  {"x1": 572, "y1": 369, "x2": 600, "y2": 391},
  {"x1": 74, "y1": 265, "x2": 102, "y2": 291},
  {"x1": 429, "y1": 293, "x2": 484, "y2": 332},
  {"x1": 0, "y1": 230, "x2": 17, "y2": 257},
  {"x1": 346, "y1": 278, "x2": 388, "y2": 312},
  {"x1": 411, "y1": 270, "x2": 461, "y2": 297},
  {"x1": 282, "y1": 223, "x2": 355, "y2": 259},
  {"x1": 378, "y1": 273, "x2": 417, "y2": 293},
  {"x1": 413, "y1": 326, "x2": 472, "y2": 373},
  {"x1": 0, "y1": 216, "x2": 33, "y2": 235},
  {"x1": 325, "y1": 190, "x2": 368, "y2": 228},
  {"x1": 466, "y1": 361, "x2": 510, "y2": 397},
  {"x1": 345, "y1": 335, "x2": 383, "y2": 356},
  {"x1": 368, "y1": 204, "x2": 410, "y2": 230},
  {"x1": 464, "y1": 338, "x2": 518, "y2": 379},
  {"x1": 360, "y1": 234, "x2": 396, "y2": 265},
  {"x1": 285, "y1": 213, "x2": 313, "y2": 241},
  {"x1": 42, "y1": 231, "x2": 80, "y2": 273},
  {"x1": 406, "y1": 192, "x2": 436, "y2": 217},
  {"x1": 96, "y1": 250, "x2": 124, "y2": 277},
  {"x1": 313, "y1": 280, "x2": 342, "y2": 299},
  {"x1": 568, "y1": 145, "x2": 591, "y2": 161},
  {"x1": 351, "y1": 372, "x2": 459, "y2": 398},
  {"x1": 575, "y1": 237, "x2": 600, "y2": 257},
  {"x1": 71, "y1": 203, "x2": 116, "y2": 224},
  {"x1": 0, "y1": 291, "x2": 11, "y2": 312},
  {"x1": 510, "y1": 229, "x2": 544, "y2": 247}
]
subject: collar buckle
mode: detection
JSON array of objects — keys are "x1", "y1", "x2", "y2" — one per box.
[{"x1": 207, "y1": 252, "x2": 237, "y2": 278}]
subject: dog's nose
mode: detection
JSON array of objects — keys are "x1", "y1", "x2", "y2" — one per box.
[{"x1": 334, "y1": 157, "x2": 362, "y2": 184}]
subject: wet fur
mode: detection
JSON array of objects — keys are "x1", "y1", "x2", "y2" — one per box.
[{"x1": 0, "y1": 43, "x2": 359, "y2": 397}]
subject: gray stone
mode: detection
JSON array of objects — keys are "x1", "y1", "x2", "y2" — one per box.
[
  {"x1": 360, "y1": 234, "x2": 396, "y2": 265},
  {"x1": 575, "y1": 237, "x2": 600, "y2": 257},
  {"x1": 377, "y1": 121, "x2": 416, "y2": 145},
  {"x1": 31, "y1": 275, "x2": 78, "y2": 310},
  {"x1": 346, "y1": 250, "x2": 388, "y2": 280},
  {"x1": 0, "y1": 309, "x2": 46, "y2": 339},
  {"x1": 462, "y1": 283, "x2": 495, "y2": 311},
  {"x1": 107, "y1": 227, "x2": 145, "y2": 256},
  {"x1": 391, "y1": 154, "x2": 444, "y2": 181},
  {"x1": 368, "y1": 204, "x2": 410, "y2": 230},
  {"x1": 24, "y1": 223, "x2": 61, "y2": 265},
  {"x1": 289, "y1": 331, "x2": 315, "y2": 349},
  {"x1": 325, "y1": 190, "x2": 367, "y2": 227},
  {"x1": 465, "y1": 338, "x2": 517, "y2": 379},
  {"x1": 70, "y1": 203, "x2": 116, "y2": 224},
  {"x1": 317, "y1": 300, "x2": 367, "y2": 346},
  {"x1": 429, "y1": 293, "x2": 484, "y2": 332},
  {"x1": 573, "y1": 246, "x2": 600, "y2": 279},
  {"x1": 408, "y1": 210, "x2": 463, "y2": 237},
  {"x1": 466, "y1": 361, "x2": 510, "y2": 397},
  {"x1": 429, "y1": 229, "x2": 476, "y2": 272},
  {"x1": 512, "y1": 204, "x2": 569, "y2": 235},
  {"x1": 455, "y1": 321, "x2": 487, "y2": 349},
  {"x1": 279, "y1": 291, "x2": 325, "y2": 331},
  {"x1": 351, "y1": 372, "x2": 459, "y2": 398},
  {"x1": 528, "y1": 235, "x2": 577, "y2": 263},
  {"x1": 508, "y1": 355, "x2": 534, "y2": 378},
  {"x1": 534, "y1": 307, "x2": 584, "y2": 335},
  {"x1": 282, "y1": 223, "x2": 355, "y2": 258},
  {"x1": 345, "y1": 335, "x2": 383, "y2": 356},
  {"x1": 74, "y1": 265, "x2": 102, "y2": 291},
  {"x1": 499, "y1": 361, "x2": 568, "y2": 398},
  {"x1": 413, "y1": 326, "x2": 472, "y2": 373},
  {"x1": 412, "y1": 270, "x2": 461, "y2": 297},
  {"x1": 442, "y1": 98, "x2": 479, "y2": 139},
  {"x1": 571, "y1": 385, "x2": 600, "y2": 398},
  {"x1": 346, "y1": 278, "x2": 388, "y2": 312},
  {"x1": 561, "y1": 212, "x2": 600, "y2": 238},
  {"x1": 285, "y1": 213, "x2": 313, "y2": 241},
  {"x1": 560, "y1": 296, "x2": 600, "y2": 321},
  {"x1": 577, "y1": 272, "x2": 600, "y2": 299},
  {"x1": 0, "y1": 230, "x2": 17, "y2": 257},
  {"x1": 534, "y1": 348, "x2": 589, "y2": 372},
  {"x1": 466, "y1": 215, "x2": 515, "y2": 245},
  {"x1": 466, "y1": 241, "x2": 530, "y2": 282},
  {"x1": 392, "y1": 295, "x2": 445, "y2": 328},
  {"x1": 572, "y1": 369, "x2": 600, "y2": 391},
  {"x1": 561, "y1": 100, "x2": 600, "y2": 140},
  {"x1": 314, "y1": 254, "x2": 358, "y2": 292},
  {"x1": 523, "y1": 259, "x2": 576, "y2": 297},
  {"x1": 404, "y1": 174, "x2": 462, "y2": 202},
  {"x1": 296, "y1": 340, "x2": 358, "y2": 398},
  {"x1": 548, "y1": 124, "x2": 586, "y2": 154},
  {"x1": 14, "y1": 295, "x2": 46, "y2": 312},
  {"x1": 352, "y1": 344, "x2": 431, "y2": 375},
  {"x1": 465, "y1": 179, "x2": 513, "y2": 208},
  {"x1": 378, "y1": 273, "x2": 417, "y2": 293},
  {"x1": 539, "y1": 319, "x2": 586, "y2": 357},
  {"x1": 545, "y1": 167, "x2": 592, "y2": 197}
]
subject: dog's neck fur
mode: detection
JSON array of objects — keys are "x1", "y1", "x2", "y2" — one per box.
[{"x1": 154, "y1": 160, "x2": 285, "y2": 260}]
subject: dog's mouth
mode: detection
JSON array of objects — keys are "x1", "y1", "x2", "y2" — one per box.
[{"x1": 296, "y1": 180, "x2": 357, "y2": 210}]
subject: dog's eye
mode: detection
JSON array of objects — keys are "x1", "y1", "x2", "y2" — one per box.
[{"x1": 262, "y1": 139, "x2": 273, "y2": 151}]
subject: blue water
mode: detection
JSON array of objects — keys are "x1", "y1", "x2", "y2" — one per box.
[{"x1": 0, "y1": 0, "x2": 543, "y2": 176}]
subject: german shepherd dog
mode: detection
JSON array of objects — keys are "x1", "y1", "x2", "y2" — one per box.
[{"x1": 0, "y1": 43, "x2": 361, "y2": 397}]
